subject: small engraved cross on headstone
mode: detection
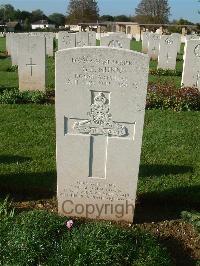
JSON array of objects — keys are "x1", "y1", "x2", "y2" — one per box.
[
  {"x1": 166, "y1": 52, "x2": 172, "y2": 64},
  {"x1": 26, "y1": 58, "x2": 37, "y2": 76},
  {"x1": 64, "y1": 91, "x2": 135, "y2": 180}
]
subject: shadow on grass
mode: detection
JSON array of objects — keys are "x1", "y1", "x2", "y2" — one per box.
[
  {"x1": 135, "y1": 185, "x2": 200, "y2": 224},
  {"x1": 0, "y1": 172, "x2": 56, "y2": 201},
  {"x1": 0, "y1": 155, "x2": 31, "y2": 164},
  {"x1": 139, "y1": 164, "x2": 193, "y2": 178}
]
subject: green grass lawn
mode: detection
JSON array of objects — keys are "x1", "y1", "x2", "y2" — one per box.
[
  {"x1": 0, "y1": 105, "x2": 199, "y2": 221},
  {"x1": 0, "y1": 37, "x2": 183, "y2": 90}
]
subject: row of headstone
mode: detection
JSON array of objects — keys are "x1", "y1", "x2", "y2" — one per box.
[
  {"x1": 142, "y1": 32, "x2": 181, "y2": 69},
  {"x1": 58, "y1": 31, "x2": 96, "y2": 50},
  {"x1": 6, "y1": 32, "x2": 55, "y2": 66}
]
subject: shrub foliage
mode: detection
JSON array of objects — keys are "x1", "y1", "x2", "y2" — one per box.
[
  {"x1": 147, "y1": 84, "x2": 200, "y2": 111},
  {"x1": 0, "y1": 87, "x2": 46, "y2": 104}
]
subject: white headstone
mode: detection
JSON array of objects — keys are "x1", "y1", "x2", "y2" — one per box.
[
  {"x1": 182, "y1": 40, "x2": 200, "y2": 90},
  {"x1": 88, "y1": 31, "x2": 96, "y2": 46},
  {"x1": 171, "y1": 33, "x2": 181, "y2": 53},
  {"x1": 158, "y1": 35, "x2": 178, "y2": 70},
  {"x1": 10, "y1": 33, "x2": 19, "y2": 66},
  {"x1": 100, "y1": 36, "x2": 130, "y2": 49},
  {"x1": 31, "y1": 32, "x2": 54, "y2": 56},
  {"x1": 142, "y1": 32, "x2": 150, "y2": 53},
  {"x1": 58, "y1": 32, "x2": 76, "y2": 50},
  {"x1": 6, "y1": 32, "x2": 12, "y2": 55},
  {"x1": 18, "y1": 36, "x2": 46, "y2": 91},
  {"x1": 148, "y1": 33, "x2": 161, "y2": 60},
  {"x1": 44, "y1": 33, "x2": 54, "y2": 56},
  {"x1": 56, "y1": 47, "x2": 149, "y2": 222},
  {"x1": 185, "y1": 34, "x2": 200, "y2": 41},
  {"x1": 76, "y1": 32, "x2": 89, "y2": 47}
]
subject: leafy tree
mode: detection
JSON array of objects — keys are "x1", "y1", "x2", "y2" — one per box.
[
  {"x1": 135, "y1": 0, "x2": 171, "y2": 23},
  {"x1": 99, "y1": 15, "x2": 114, "y2": 22},
  {"x1": 0, "y1": 4, "x2": 16, "y2": 21},
  {"x1": 19, "y1": 11, "x2": 32, "y2": 21},
  {"x1": 24, "y1": 18, "x2": 31, "y2": 31},
  {"x1": 48, "y1": 13, "x2": 65, "y2": 26},
  {"x1": 175, "y1": 18, "x2": 194, "y2": 25},
  {"x1": 31, "y1": 9, "x2": 46, "y2": 22},
  {"x1": 67, "y1": 0, "x2": 99, "y2": 24},
  {"x1": 114, "y1": 15, "x2": 131, "y2": 22}
]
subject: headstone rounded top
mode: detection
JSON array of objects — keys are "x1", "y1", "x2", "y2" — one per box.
[{"x1": 56, "y1": 46, "x2": 149, "y2": 60}]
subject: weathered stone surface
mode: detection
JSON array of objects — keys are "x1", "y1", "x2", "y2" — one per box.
[
  {"x1": 142, "y1": 32, "x2": 150, "y2": 53},
  {"x1": 18, "y1": 36, "x2": 46, "y2": 91},
  {"x1": 185, "y1": 35, "x2": 200, "y2": 41},
  {"x1": 10, "y1": 33, "x2": 19, "y2": 66},
  {"x1": 88, "y1": 31, "x2": 96, "y2": 46},
  {"x1": 147, "y1": 33, "x2": 161, "y2": 60},
  {"x1": 182, "y1": 40, "x2": 200, "y2": 90},
  {"x1": 171, "y1": 33, "x2": 181, "y2": 53},
  {"x1": 58, "y1": 32, "x2": 76, "y2": 50},
  {"x1": 31, "y1": 32, "x2": 54, "y2": 56},
  {"x1": 56, "y1": 47, "x2": 149, "y2": 222},
  {"x1": 158, "y1": 35, "x2": 178, "y2": 70},
  {"x1": 6, "y1": 32, "x2": 12, "y2": 55},
  {"x1": 100, "y1": 36, "x2": 130, "y2": 49},
  {"x1": 44, "y1": 33, "x2": 54, "y2": 56},
  {"x1": 76, "y1": 32, "x2": 89, "y2": 47}
]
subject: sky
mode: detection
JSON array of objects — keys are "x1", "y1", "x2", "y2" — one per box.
[{"x1": 1, "y1": 0, "x2": 199, "y2": 23}]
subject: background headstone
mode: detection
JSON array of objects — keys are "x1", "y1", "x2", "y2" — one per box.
[
  {"x1": 100, "y1": 36, "x2": 130, "y2": 49},
  {"x1": 58, "y1": 32, "x2": 76, "y2": 50},
  {"x1": 158, "y1": 35, "x2": 178, "y2": 70},
  {"x1": 171, "y1": 33, "x2": 181, "y2": 54},
  {"x1": 18, "y1": 36, "x2": 46, "y2": 91},
  {"x1": 6, "y1": 32, "x2": 12, "y2": 55},
  {"x1": 56, "y1": 47, "x2": 149, "y2": 222},
  {"x1": 44, "y1": 33, "x2": 54, "y2": 56},
  {"x1": 76, "y1": 32, "x2": 89, "y2": 47},
  {"x1": 88, "y1": 31, "x2": 96, "y2": 46},
  {"x1": 142, "y1": 32, "x2": 149, "y2": 53},
  {"x1": 148, "y1": 33, "x2": 161, "y2": 60},
  {"x1": 182, "y1": 40, "x2": 200, "y2": 90}
]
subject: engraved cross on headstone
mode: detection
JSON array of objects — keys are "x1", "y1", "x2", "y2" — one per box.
[
  {"x1": 64, "y1": 91, "x2": 135, "y2": 179},
  {"x1": 26, "y1": 58, "x2": 37, "y2": 76},
  {"x1": 166, "y1": 52, "x2": 172, "y2": 64}
]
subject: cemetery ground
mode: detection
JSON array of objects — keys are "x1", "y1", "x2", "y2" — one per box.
[{"x1": 0, "y1": 37, "x2": 200, "y2": 265}]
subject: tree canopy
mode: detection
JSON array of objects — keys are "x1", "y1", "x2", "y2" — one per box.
[
  {"x1": 135, "y1": 0, "x2": 171, "y2": 24},
  {"x1": 48, "y1": 13, "x2": 66, "y2": 26},
  {"x1": 67, "y1": 0, "x2": 99, "y2": 24}
]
